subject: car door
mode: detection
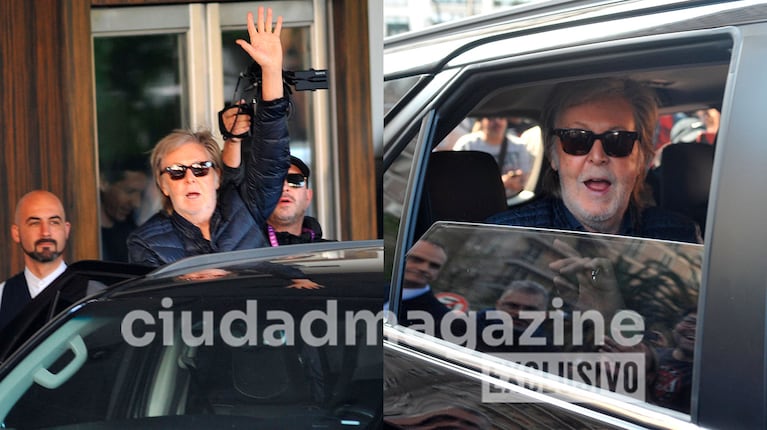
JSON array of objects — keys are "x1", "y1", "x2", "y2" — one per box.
[
  {"x1": 384, "y1": 3, "x2": 767, "y2": 427},
  {"x1": 385, "y1": 222, "x2": 702, "y2": 428}
]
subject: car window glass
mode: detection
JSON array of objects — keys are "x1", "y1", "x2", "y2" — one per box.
[
  {"x1": 0, "y1": 291, "x2": 382, "y2": 428},
  {"x1": 395, "y1": 222, "x2": 701, "y2": 415},
  {"x1": 384, "y1": 75, "x2": 422, "y2": 116},
  {"x1": 384, "y1": 134, "x2": 419, "y2": 278}
]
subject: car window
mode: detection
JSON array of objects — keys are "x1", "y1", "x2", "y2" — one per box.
[
  {"x1": 383, "y1": 131, "x2": 420, "y2": 280},
  {"x1": 385, "y1": 31, "x2": 731, "y2": 247},
  {"x1": 384, "y1": 3, "x2": 767, "y2": 426},
  {"x1": 384, "y1": 75, "x2": 422, "y2": 117},
  {"x1": 392, "y1": 221, "x2": 702, "y2": 414},
  {"x1": 0, "y1": 282, "x2": 383, "y2": 428}
]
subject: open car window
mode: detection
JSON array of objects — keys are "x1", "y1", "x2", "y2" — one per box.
[
  {"x1": 392, "y1": 221, "x2": 702, "y2": 415},
  {"x1": 383, "y1": 29, "x2": 732, "y2": 252}
]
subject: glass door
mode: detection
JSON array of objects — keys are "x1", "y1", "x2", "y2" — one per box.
[{"x1": 92, "y1": 1, "x2": 330, "y2": 262}]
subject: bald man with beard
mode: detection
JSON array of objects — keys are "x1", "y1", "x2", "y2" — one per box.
[{"x1": 0, "y1": 190, "x2": 71, "y2": 330}]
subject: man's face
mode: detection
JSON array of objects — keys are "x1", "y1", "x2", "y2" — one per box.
[
  {"x1": 403, "y1": 240, "x2": 447, "y2": 289},
  {"x1": 551, "y1": 96, "x2": 642, "y2": 234},
  {"x1": 102, "y1": 170, "x2": 148, "y2": 223},
  {"x1": 11, "y1": 192, "x2": 71, "y2": 263},
  {"x1": 268, "y1": 164, "x2": 313, "y2": 228},
  {"x1": 159, "y1": 142, "x2": 220, "y2": 224},
  {"x1": 481, "y1": 117, "x2": 508, "y2": 135},
  {"x1": 495, "y1": 290, "x2": 547, "y2": 328}
]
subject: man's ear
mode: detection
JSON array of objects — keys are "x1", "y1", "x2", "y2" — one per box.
[
  {"x1": 11, "y1": 224, "x2": 20, "y2": 244},
  {"x1": 305, "y1": 188, "x2": 314, "y2": 203},
  {"x1": 158, "y1": 179, "x2": 170, "y2": 197}
]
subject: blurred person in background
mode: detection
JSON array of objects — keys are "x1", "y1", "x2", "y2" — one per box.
[{"x1": 454, "y1": 116, "x2": 534, "y2": 197}]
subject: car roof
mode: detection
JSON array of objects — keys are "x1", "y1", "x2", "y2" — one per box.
[
  {"x1": 99, "y1": 240, "x2": 384, "y2": 299},
  {"x1": 0, "y1": 241, "x2": 383, "y2": 363},
  {"x1": 384, "y1": 0, "x2": 765, "y2": 78},
  {"x1": 383, "y1": 1, "x2": 757, "y2": 146}
]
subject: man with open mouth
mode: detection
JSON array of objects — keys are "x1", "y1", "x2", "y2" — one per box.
[{"x1": 487, "y1": 77, "x2": 701, "y2": 243}]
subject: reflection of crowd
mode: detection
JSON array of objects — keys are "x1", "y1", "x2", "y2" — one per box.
[
  {"x1": 401, "y1": 230, "x2": 699, "y2": 413},
  {"x1": 475, "y1": 280, "x2": 552, "y2": 352},
  {"x1": 394, "y1": 238, "x2": 452, "y2": 337},
  {"x1": 648, "y1": 309, "x2": 696, "y2": 413}
]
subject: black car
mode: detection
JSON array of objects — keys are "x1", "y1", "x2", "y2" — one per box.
[
  {"x1": 0, "y1": 241, "x2": 383, "y2": 429},
  {"x1": 384, "y1": 1, "x2": 767, "y2": 428}
]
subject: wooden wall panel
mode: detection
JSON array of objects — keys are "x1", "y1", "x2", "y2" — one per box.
[
  {"x1": 331, "y1": 0, "x2": 377, "y2": 240},
  {"x1": 0, "y1": 0, "x2": 99, "y2": 280}
]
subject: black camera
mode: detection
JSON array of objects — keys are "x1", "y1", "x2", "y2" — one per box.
[
  {"x1": 244, "y1": 61, "x2": 329, "y2": 92},
  {"x1": 219, "y1": 62, "x2": 329, "y2": 139}
]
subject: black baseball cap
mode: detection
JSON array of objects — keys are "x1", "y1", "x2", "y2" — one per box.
[{"x1": 290, "y1": 155, "x2": 311, "y2": 179}]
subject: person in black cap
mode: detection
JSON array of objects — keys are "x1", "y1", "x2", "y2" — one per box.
[{"x1": 264, "y1": 155, "x2": 330, "y2": 246}]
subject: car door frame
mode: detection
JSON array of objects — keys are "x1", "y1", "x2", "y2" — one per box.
[{"x1": 384, "y1": 16, "x2": 767, "y2": 429}]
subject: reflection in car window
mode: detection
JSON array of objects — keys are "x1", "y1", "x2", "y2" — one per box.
[
  {"x1": 0, "y1": 293, "x2": 382, "y2": 428},
  {"x1": 384, "y1": 76, "x2": 422, "y2": 116},
  {"x1": 384, "y1": 134, "x2": 419, "y2": 277},
  {"x1": 396, "y1": 222, "x2": 701, "y2": 413}
]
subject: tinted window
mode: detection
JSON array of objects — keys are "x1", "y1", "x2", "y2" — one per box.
[
  {"x1": 395, "y1": 222, "x2": 701, "y2": 413},
  {"x1": 0, "y1": 286, "x2": 382, "y2": 428}
]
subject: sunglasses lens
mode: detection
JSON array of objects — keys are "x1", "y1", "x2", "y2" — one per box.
[
  {"x1": 286, "y1": 173, "x2": 306, "y2": 188},
  {"x1": 166, "y1": 167, "x2": 186, "y2": 180},
  {"x1": 558, "y1": 129, "x2": 592, "y2": 155},
  {"x1": 164, "y1": 161, "x2": 213, "y2": 180},
  {"x1": 190, "y1": 164, "x2": 211, "y2": 177},
  {"x1": 555, "y1": 129, "x2": 636, "y2": 157},
  {"x1": 602, "y1": 132, "x2": 636, "y2": 157}
]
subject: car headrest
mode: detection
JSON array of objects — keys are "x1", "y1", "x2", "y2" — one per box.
[
  {"x1": 415, "y1": 151, "x2": 507, "y2": 238},
  {"x1": 658, "y1": 143, "x2": 714, "y2": 234}
]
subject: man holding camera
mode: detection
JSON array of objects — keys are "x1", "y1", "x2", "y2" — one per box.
[{"x1": 220, "y1": 109, "x2": 329, "y2": 246}]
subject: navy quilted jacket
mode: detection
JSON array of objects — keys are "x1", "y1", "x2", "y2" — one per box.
[{"x1": 127, "y1": 98, "x2": 290, "y2": 266}]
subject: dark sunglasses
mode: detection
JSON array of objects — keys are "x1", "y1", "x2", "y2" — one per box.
[
  {"x1": 552, "y1": 128, "x2": 638, "y2": 157},
  {"x1": 161, "y1": 161, "x2": 215, "y2": 181},
  {"x1": 286, "y1": 173, "x2": 307, "y2": 188}
]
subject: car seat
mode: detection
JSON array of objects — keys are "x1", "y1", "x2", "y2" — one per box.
[
  {"x1": 414, "y1": 150, "x2": 507, "y2": 239},
  {"x1": 656, "y1": 143, "x2": 715, "y2": 236}
]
